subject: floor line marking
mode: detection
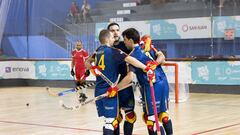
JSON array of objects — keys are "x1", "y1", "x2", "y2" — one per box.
[
  {"x1": 0, "y1": 120, "x2": 143, "y2": 135},
  {"x1": 192, "y1": 122, "x2": 240, "y2": 135}
]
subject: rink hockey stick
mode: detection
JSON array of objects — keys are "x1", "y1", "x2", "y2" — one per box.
[
  {"x1": 46, "y1": 82, "x2": 95, "y2": 97},
  {"x1": 47, "y1": 70, "x2": 93, "y2": 97},
  {"x1": 90, "y1": 61, "x2": 120, "y2": 87},
  {"x1": 60, "y1": 82, "x2": 133, "y2": 110},
  {"x1": 96, "y1": 69, "x2": 120, "y2": 87},
  {"x1": 82, "y1": 81, "x2": 132, "y2": 105},
  {"x1": 149, "y1": 79, "x2": 161, "y2": 135},
  {"x1": 60, "y1": 70, "x2": 121, "y2": 110}
]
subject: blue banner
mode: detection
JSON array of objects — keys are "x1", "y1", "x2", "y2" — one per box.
[
  {"x1": 213, "y1": 16, "x2": 240, "y2": 38},
  {"x1": 149, "y1": 20, "x2": 180, "y2": 40},
  {"x1": 35, "y1": 61, "x2": 72, "y2": 80},
  {"x1": 191, "y1": 61, "x2": 240, "y2": 85},
  {"x1": 95, "y1": 16, "x2": 240, "y2": 40}
]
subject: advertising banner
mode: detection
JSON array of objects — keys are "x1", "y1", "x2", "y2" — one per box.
[
  {"x1": 96, "y1": 16, "x2": 240, "y2": 40},
  {"x1": 0, "y1": 61, "x2": 35, "y2": 79},
  {"x1": 191, "y1": 61, "x2": 240, "y2": 85},
  {"x1": 35, "y1": 61, "x2": 72, "y2": 80},
  {"x1": 2, "y1": 60, "x2": 240, "y2": 85},
  {"x1": 149, "y1": 17, "x2": 211, "y2": 40},
  {"x1": 213, "y1": 16, "x2": 240, "y2": 38}
]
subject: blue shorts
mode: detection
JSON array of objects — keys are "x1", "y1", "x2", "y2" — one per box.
[
  {"x1": 141, "y1": 79, "x2": 168, "y2": 115},
  {"x1": 118, "y1": 86, "x2": 135, "y2": 111},
  {"x1": 95, "y1": 88, "x2": 119, "y2": 118}
]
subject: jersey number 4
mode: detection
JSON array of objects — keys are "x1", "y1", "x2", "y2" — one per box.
[{"x1": 97, "y1": 54, "x2": 106, "y2": 70}]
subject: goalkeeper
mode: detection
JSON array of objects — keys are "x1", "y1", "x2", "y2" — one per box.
[{"x1": 71, "y1": 40, "x2": 89, "y2": 103}]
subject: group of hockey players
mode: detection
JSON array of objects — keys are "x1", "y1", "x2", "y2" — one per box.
[{"x1": 70, "y1": 22, "x2": 173, "y2": 135}]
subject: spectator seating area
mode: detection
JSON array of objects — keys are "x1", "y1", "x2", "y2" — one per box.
[
  {"x1": 61, "y1": 0, "x2": 240, "y2": 58},
  {"x1": 89, "y1": 0, "x2": 240, "y2": 22},
  {"x1": 4, "y1": 0, "x2": 239, "y2": 58}
]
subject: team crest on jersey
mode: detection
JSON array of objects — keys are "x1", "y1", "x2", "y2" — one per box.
[{"x1": 120, "y1": 51, "x2": 124, "y2": 54}]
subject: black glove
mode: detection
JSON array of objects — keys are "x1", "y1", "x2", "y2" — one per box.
[
  {"x1": 84, "y1": 70, "x2": 90, "y2": 77},
  {"x1": 71, "y1": 68, "x2": 75, "y2": 76},
  {"x1": 79, "y1": 93, "x2": 88, "y2": 103}
]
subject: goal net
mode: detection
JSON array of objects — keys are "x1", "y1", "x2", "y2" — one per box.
[{"x1": 162, "y1": 62, "x2": 189, "y2": 103}]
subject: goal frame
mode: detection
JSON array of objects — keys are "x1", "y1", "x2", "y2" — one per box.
[{"x1": 162, "y1": 62, "x2": 179, "y2": 103}]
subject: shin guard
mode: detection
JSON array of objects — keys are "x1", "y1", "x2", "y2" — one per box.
[
  {"x1": 124, "y1": 111, "x2": 136, "y2": 135},
  {"x1": 104, "y1": 118, "x2": 119, "y2": 135},
  {"x1": 114, "y1": 112, "x2": 123, "y2": 135},
  {"x1": 162, "y1": 119, "x2": 173, "y2": 135},
  {"x1": 146, "y1": 115, "x2": 157, "y2": 135},
  {"x1": 159, "y1": 112, "x2": 173, "y2": 135}
]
